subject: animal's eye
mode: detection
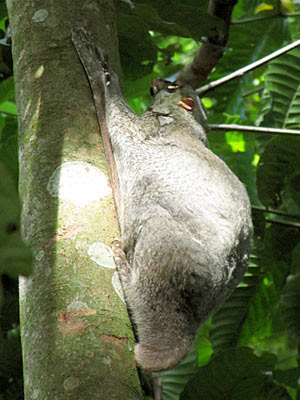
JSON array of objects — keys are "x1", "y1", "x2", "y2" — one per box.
[
  {"x1": 6, "y1": 222, "x2": 18, "y2": 234},
  {"x1": 167, "y1": 84, "x2": 180, "y2": 92}
]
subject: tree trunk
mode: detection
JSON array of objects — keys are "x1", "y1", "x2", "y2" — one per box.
[{"x1": 6, "y1": 0, "x2": 142, "y2": 398}]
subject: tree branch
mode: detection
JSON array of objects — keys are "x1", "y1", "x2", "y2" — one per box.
[
  {"x1": 8, "y1": 1, "x2": 142, "y2": 398},
  {"x1": 252, "y1": 205, "x2": 300, "y2": 220},
  {"x1": 208, "y1": 124, "x2": 300, "y2": 137},
  {"x1": 176, "y1": 0, "x2": 237, "y2": 89},
  {"x1": 197, "y1": 38, "x2": 300, "y2": 95}
]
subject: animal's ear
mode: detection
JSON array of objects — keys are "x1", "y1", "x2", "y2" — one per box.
[
  {"x1": 150, "y1": 78, "x2": 166, "y2": 96},
  {"x1": 150, "y1": 78, "x2": 181, "y2": 96}
]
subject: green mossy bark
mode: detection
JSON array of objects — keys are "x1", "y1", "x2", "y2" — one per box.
[{"x1": 6, "y1": 0, "x2": 142, "y2": 398}]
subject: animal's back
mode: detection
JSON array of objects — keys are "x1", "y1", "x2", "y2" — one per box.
[
  {"x1": 119, "y1": 131, "x2": 251, "y2": 261},
  {"x1": 118, "y1": 130, "x2": 252, "y2": 371}
]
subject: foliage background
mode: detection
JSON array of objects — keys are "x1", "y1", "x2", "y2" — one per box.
[{"x1": 1, "y1": 0, "x2": 300, "y2": 399}]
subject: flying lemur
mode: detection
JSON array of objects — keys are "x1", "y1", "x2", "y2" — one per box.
[{"x1": 72, "y1": 28, "x2": 253, "y2": 372}]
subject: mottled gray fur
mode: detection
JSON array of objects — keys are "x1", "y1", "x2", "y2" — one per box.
[{"x1": 72, "y1": 28, "x2": 253, "y2": 372}]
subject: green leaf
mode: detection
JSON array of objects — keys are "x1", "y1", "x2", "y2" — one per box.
[
  {"x1": 0, "y1": 77, "x2": 15, "y2": 103},
  {"x1": 210, "y1": 226, "x2": 292, "y2": 354},
  {"x1": 195, "y1": 327, "x2": 213, "y2": 367},
  {"x1": 256, "y1": 49, "x2": 300, "y2": 208},
  {"x1": 273, "y1": 368, "x2": 299, "y2": 390},
  {"x1": 128, "y1": 0, "x2": 224, "y2": 41},
  {"x1": 260, "y1": 47, "x2": 300, "y2": 129},
  {"x1": 0, "y1": 101, "x2": 18, "y2": 115},
  {"x1": 255, "y1": 3, "x2": 275, "y2": 14},
  {"x1": 239, "y1": 222, "x2": 295, "y2": 343},
  {"x1": 0, "y1": 1, "x2": 7, "y2": 22},
  {"x1": 239, "y1": 259, "x2": 290, "y2": 344},
  {"x1": 210, "y1": 255, "x2": 261, "y2": 353},
  {"x1": 206, "y1": 17, "x2": 290, "y2": 119},
  {"x1": 116, "y1": 0, "x2": 225, "y2": 81},
  {"x1": 242, "y1": 0, "x2": 276, "y2": 15},
  {"x1": 0, "y1": 116, "x2": 18, "y2": 182},
  {"x1": 257, "y1": 136, "x2": 300, "y2": 208},
  {"x1": 291, "y1": 242, "x2": 300, "y2": 274},
  {"x1": 280, "y1": 0, "x2": 294, "y2": 15},
  {"x1": 155, "y1": 344, "x2": 198, "y2": 400},
  {"x1": 117, "y1": 13, "x2": 157, "y2": 80},
  {"x1": 134, "y1": 4, "x2": 193, "y2": 38},
  {"x1": 0, "y1": 162, "x2": 32, "y2": 278},
  {"x1": 0, "y1": 113, "x2": 5, "y2": 141},
  {"x1": 280, "y1": 275, "x2": 300, "y2": 338}
]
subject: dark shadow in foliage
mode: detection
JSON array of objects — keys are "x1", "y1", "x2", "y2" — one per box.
[
  {"x1": 181, "y1": 347, "x2": 291, "y2": 400},
  {"x1": 0, "y1": 276, "x2": 24, "y2": 400}
]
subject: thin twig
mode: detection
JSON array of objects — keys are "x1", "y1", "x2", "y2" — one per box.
[
  {"x1": 232, "y1": 12, "x2": 300, "y2": 24},
  {"x1": 265, "y1": 218, "x2": 300, "y2": 229},
  {"x1": 208, "y1": 123, "x2": 300, "y2": 137},
  {"x1": 252, "y1": 205, "x2": 300, "y2": 220},
  {"x1": 197, "y1": 39, "x2": 300, "y2": 96},
  {"x1": 242, "y1": 86, "x2": 264, "y2": 97}
]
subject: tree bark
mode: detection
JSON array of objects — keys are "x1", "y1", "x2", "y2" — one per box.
[
  {"x1": 6, "y1": 0, "x2": 142, "y2": 398},
  {"x1": 176, "y1": 0, "x2": 237, "y2": 88}
]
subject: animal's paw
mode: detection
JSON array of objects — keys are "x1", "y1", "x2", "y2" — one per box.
[
  {"x1": 112, "y1": 238, "x2": 130, "y2": 280},
  {"x1": 134, "y1": 343, "x2": 180, "y2": 372},
  {"x1": 71, "y1": 27, "x2": 110, "y2": 83}
]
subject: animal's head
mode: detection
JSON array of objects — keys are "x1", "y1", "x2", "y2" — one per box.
[{"x1": 150, "y1": 78, "x2": 207, "y2": 129}]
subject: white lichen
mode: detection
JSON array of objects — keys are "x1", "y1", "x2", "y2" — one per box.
[
  {"x1": 32, "y1": 9, "x2": 48, "y2": 22},
  {"x1": 47, "y1": 161, "x2": 111, "y2": 205},
  {"x1": 34, "y1": 65, "x2": 44, "y2": 78},
  {"x1": 35, "y1": 250, "x2": 44, "y2": 261},
  {"x1": 88, "y1": 242, "x2": 115, "y2": 269}
]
